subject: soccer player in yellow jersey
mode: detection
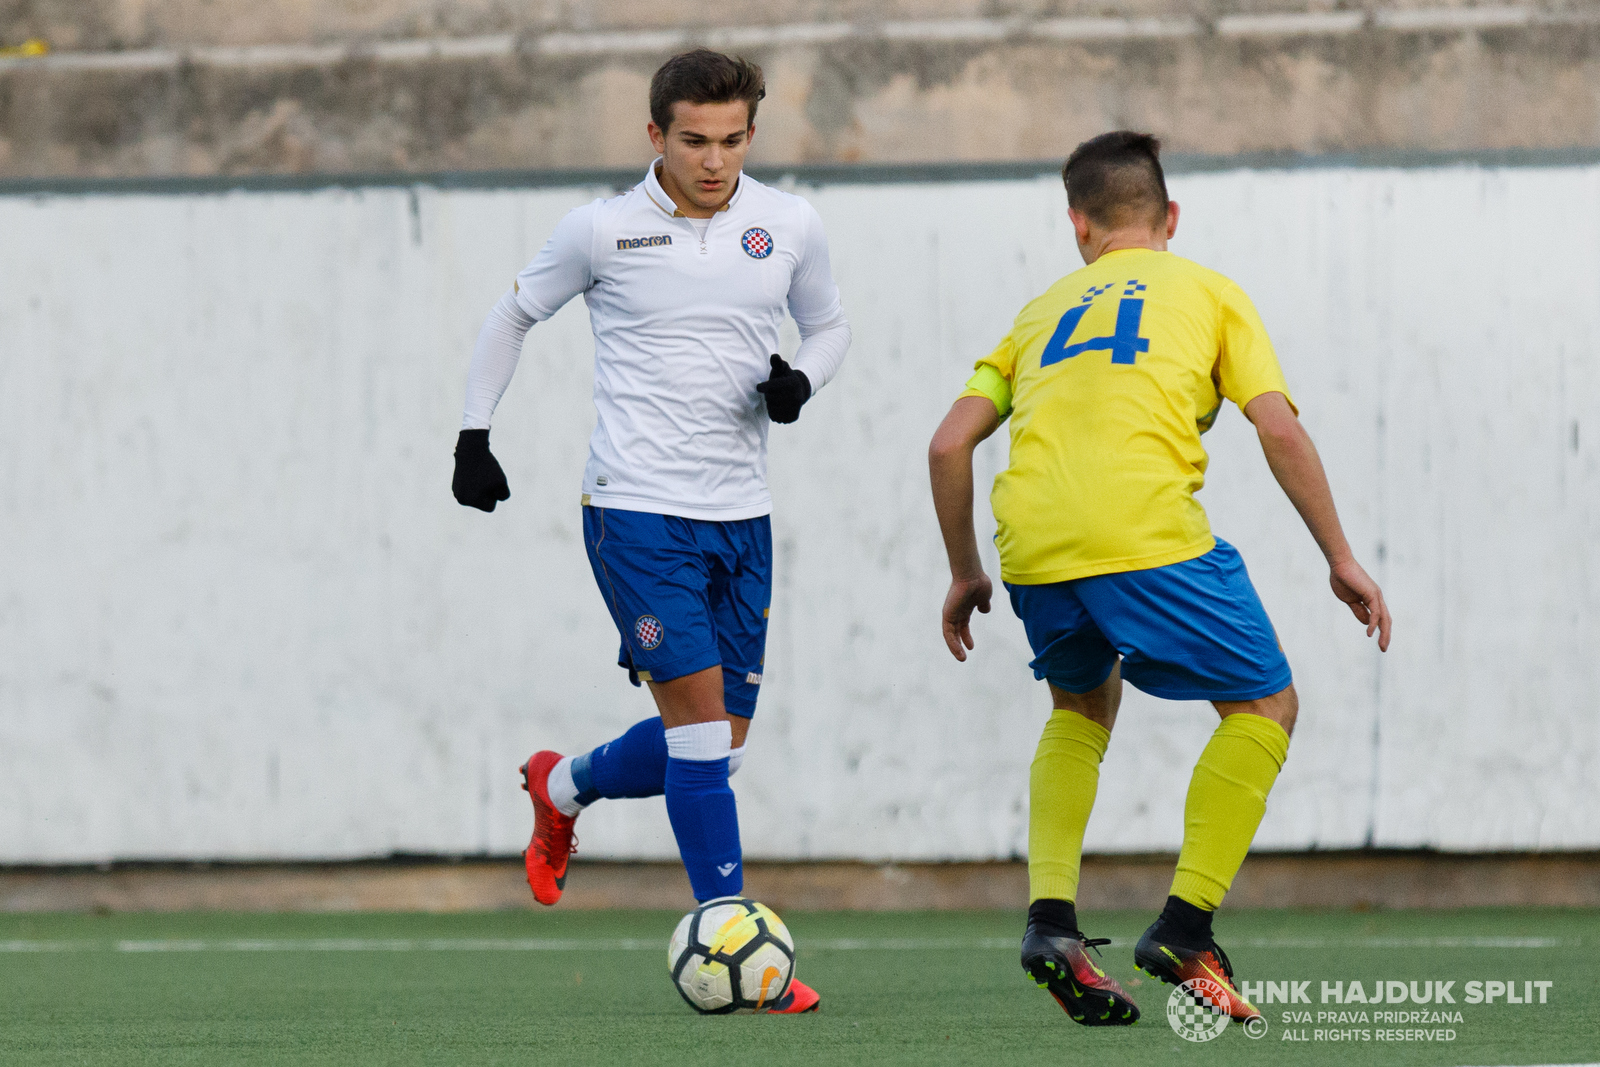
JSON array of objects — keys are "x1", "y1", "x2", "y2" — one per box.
[{"x1": 929, "y1": 132, "x2": 1392, "y2": 1028}]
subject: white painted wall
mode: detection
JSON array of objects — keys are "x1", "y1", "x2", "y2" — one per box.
[{"x1": 0, "y1": 164, "x2": 1595, "y2": 863}]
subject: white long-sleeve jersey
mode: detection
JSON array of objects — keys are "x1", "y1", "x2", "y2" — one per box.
[{"x1": 461, "y1": 160, "x2": 852, "y2": 521}]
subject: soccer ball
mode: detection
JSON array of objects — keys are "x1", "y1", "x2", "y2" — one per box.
[{"x1": 667, "y1": 897, "x2": 796, "y2": 1014}]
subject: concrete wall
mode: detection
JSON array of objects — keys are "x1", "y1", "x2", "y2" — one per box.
[
  {"x1": 0, "y1": 160, "x2": 1596, "y2": 864},
  {"x1": 6, "y1": 0, "x2": 1573, "y2": 52},
  {"x1": 4, "y1": 1, "x2": 1600, "y2": 178}
]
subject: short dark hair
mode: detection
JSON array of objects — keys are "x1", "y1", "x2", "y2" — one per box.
[
  {"x1": 649, "y1": 49, "x2": 766, "y2": 132},
  {"x1": 1061, "y1": 131, "x2": 1170, "y2": 230}
]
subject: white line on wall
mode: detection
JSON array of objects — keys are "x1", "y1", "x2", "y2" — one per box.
[{"x1": 0, "y1": 5, "x2": 1589, "y2": 75}]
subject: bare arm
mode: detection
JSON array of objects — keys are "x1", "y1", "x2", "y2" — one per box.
[
  {"x1": 928, "y1": 396, "x2": 1004, "y2": 660},
  {"x1": 1244, "y1": 391, "x2": 1392, "y2": 651}
]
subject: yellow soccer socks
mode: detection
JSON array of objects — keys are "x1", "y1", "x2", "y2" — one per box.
[
  {"x1": 1029, "y1": 708, "x2": 1289, "y2": 920},
  {"x1": 1169, "y1": 712, "x2": 1291, "y2": 911},
  {"x1": 1028, "y1": 709, "x2": 1112, "y2": 904}
]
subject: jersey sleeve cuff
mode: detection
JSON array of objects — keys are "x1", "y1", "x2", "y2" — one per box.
[
  {"x1": 1233, "y1": 386, "x2": 1299, "y2": 417},
  {"x1": 511, "y1": 284, "x2": 556, "y2": 323}
]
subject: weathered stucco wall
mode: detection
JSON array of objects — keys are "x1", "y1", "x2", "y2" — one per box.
[
  {"x1": 3, "y1": 0, "x2": 1589, "y2": 50},
  {"x1": 0, "y1": 162, "x2": 1595, "y2": 863},
  {"x1": 2, "y1": 1, "x2": 1599, "y2": 177}
]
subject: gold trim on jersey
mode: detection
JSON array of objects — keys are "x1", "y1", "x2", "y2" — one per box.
[{"x1": 646, "y1": 162, "x2": 737, "y2": 217}]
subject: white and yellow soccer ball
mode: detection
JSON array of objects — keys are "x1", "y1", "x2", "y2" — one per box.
[{"x1": 667, "y1": 897, "x2": 796, "y2": 1014}]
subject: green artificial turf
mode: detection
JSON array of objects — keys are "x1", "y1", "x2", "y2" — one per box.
[{"x1": 1, "y1": 908, "x2": 1595, "y2": 1066}]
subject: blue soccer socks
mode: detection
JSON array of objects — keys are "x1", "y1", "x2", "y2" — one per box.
[
  {"x1": 550, "y1": 718, "x2": 748, "y2": 819},
  {"x1": 664, "y1": 721, "x2": 744, "y2": 901},
  {"x1": 666, "y1": 755, "x2": 742, "y2": 900},
  {"x1": 577, "y1": 717, "x2": 668, "y2": 802}
]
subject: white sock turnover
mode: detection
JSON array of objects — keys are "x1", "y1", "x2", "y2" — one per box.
[
  {"x1": 546, "y1": 756, "x2": 584, "y2": 817},
  {"x1": 664, "y1": 720, "x2": 733, "y2": 762},
  {"x1": 727, "y1": 745, "x2": 746, "y2": 777}
]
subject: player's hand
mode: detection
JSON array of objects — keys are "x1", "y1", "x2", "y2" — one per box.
[
  {"x1": 1329, "y1": 558, "x2": 1391, "y2": 651},
  {"x1": 755, "y1": 354, "x2": 811, "y2": 424},
  {"x1": 453, "y1": 429, "x2": 510, "y2": 512},
  {"x1": 941, "y1": 573, "x2": 993, "y2": 662}
]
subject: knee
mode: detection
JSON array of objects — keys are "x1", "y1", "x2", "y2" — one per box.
[
  {"x1": 1214, "y1": 684, "x2": 1297, "y2": 738},
  {"x1": 1049, "y1": 674, "x2": 1122, "y2": 731},
  {"x1": 1048, "y1": 687, "x2": 1118, "y2": 732},
  {"x1": 649, "y1": 666, "x2": 727, "y2": 725},
  {"x1": 1065, "y1": 703, "x2": 1118, "y2": 733},
  {"x1": 1267, "y1": 684, "x2": 1298, "y2": 738}
]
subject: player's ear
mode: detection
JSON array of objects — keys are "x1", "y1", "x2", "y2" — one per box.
[
  {"x1": 1165, "y1": 200, "x2": 1180, "y2": 240},
  {"x1": 1068, "y1": 207, "x2": 1092, "y2": 244},
  {"x1": 647, "y1": 121, "x2": 667, "y2": 155}
]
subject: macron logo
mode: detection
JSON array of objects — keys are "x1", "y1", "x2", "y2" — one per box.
[
  {"x1": 617, "y1": 235, "x2": 672, "y2": 249},
  {"x1": 717, "y1": 863, "x2": 738, "y2": 878}
]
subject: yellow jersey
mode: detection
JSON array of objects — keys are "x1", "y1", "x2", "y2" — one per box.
[{"x1": 963, "y1": 248, "x2": 1294, "y2": 585}]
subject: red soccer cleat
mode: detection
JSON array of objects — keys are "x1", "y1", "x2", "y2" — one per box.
[
  {"x1": 766, "y1": 977, "x2": 820, "y2": 1014},
  {"x1": 520, "y1": 751, "x2": 577, "y2": 906},
  {"x1": 1134, "y1": 924, "x2": 1260, "y2": 1023}
]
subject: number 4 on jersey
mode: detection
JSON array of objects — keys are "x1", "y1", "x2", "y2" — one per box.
[{"x1": 1040, "y1": 294, "x2": 1150, "y2": 367}]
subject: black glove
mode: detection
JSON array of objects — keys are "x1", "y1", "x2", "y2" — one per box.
[
  {"x1": 453, "y1": 429, "x2": 510, "y2": 512},
  {"x1": 755, "y1": 354, "x2": 811, "y2": 424}
]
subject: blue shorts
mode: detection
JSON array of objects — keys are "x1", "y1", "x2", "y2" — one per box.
[
  {"x1": 1005, "y1": 539, "x2": 1292, "y2": 702},
  {"x1": 583, "y1": 506, "x2": 771, "y2": 718}
]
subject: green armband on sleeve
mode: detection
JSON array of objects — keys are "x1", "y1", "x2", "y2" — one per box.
[{"x1": 959, "y1": 363, "x2": 1013, "y2": 420}]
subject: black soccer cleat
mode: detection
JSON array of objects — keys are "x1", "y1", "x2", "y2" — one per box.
[
  {"x1": 1133, "y1": 922, "x2": 1260, "y2": 1023},
  {"x1": 1021, "y1": 923, "x2": 1140, "y2": 1026}
]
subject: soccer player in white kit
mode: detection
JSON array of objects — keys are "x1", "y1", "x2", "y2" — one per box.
[{"x1": 452, "y1": 50, "x2": 849, "y2": 1013}]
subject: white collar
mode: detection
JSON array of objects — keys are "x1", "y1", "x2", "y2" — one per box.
[{"x1": 643, "y1": 157, "x2": 744, "y2": 218}]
